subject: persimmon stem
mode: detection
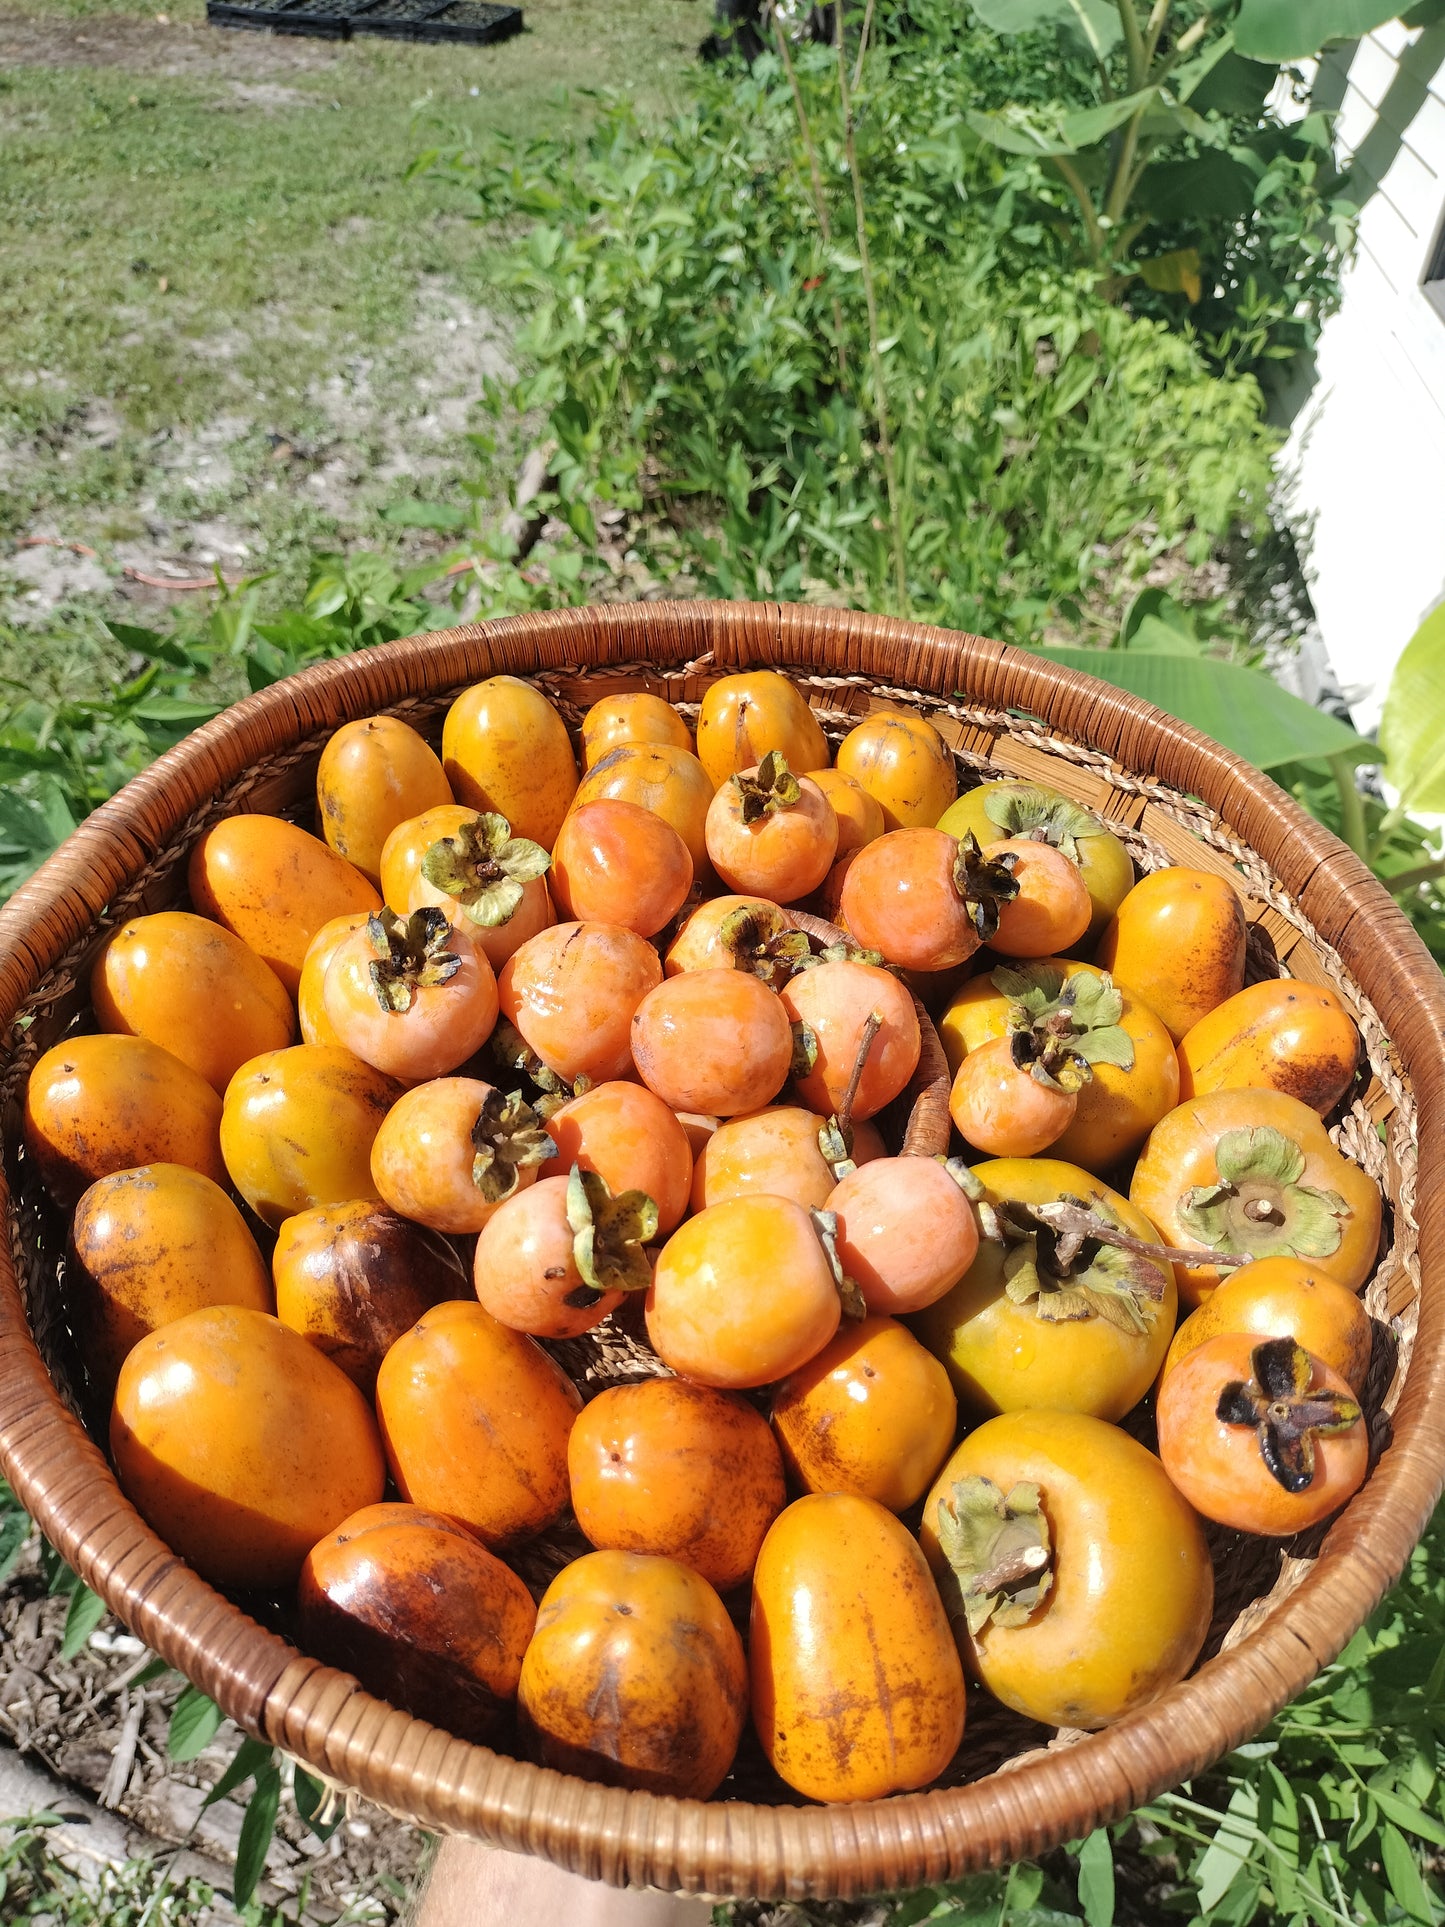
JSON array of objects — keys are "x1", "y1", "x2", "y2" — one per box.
[
  {"x1": 1028, "y1": 1200, "x2": 1252, "y2": 1271},
  {"x1": 838, "y1": 1008, "x2": 883, "y2": 1140}
]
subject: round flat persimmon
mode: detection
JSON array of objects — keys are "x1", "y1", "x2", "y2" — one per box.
[
  {"x1": 827, "y1": 1156, "x2": 980, "y2": 1314},
  {"x1": 704, "y1": 758, "x2": 838, "y2": 904},
  {"x1": 580, "y1": 692, "x2": 693, "y2": 769},
  {"x1": 297, "y1": 913, "x2": 370, "y2": 1049},
  {"x1": 692, "y1": 1105, "x2": 851, "y2": 1213},
  {"x1": 111, "y1": 1305, "x2": 386, "y2": 1590},
  {"x1": 949, "y1": 1035, "x2": 1078, "y2": 1157},
  {"x1": 985, "y1": 839, "x2": 1092, "y2": 958},
  {"x1": 498, "y1": 922, "x2": 663, "y2": 1088},
  {"x1": 571, "y1": 743, "x2": 714, "y2": 880},
  {"x1": 442, "y1": 675, "x2": 578, "y2": 850},
  {"x1": 695, "y1": 671, "x2": 828, "y2": 790},
  {"x1": 834, "y1": 711, "x2": 958, "y2": 831},
  {"x1": 1164, "y1": 1256, "x2": 1372, "y2": 1393},
  {"x1": 631, "y1": 968, "x2": 792, "y2": 1117},
  {"x1": 569, "y1": 1380, "x2": 786, "y2": 1591},
  {"x1": 370, "y1": 1077, "x2": 553, "y2": 1233},
  {"x1": 317, "y1": 716, "x2": 452, "y2": 886},
  {"x1": 300, "y1": 1503, "x2": 535, "y2": 1744},
  {"x1": 188, "y1": 814, "x2": 380, "y2": 995},
  {"x1": 550, "y1": 800, "x2": 693, "y2": 937},
  {"x1": 473, "y1": 1169, "x2": 654, "y2": 1339},
  {"x1": 322, "y1": 908, "x2": 498, "y2": 1083},
  {"x1": 403, "y1": 809, "x2": 556, "y2": 972},
  {"x1": 221, "y1": 1045, "x2": 402, "y2": 1228},
  {"x1": 1096, "y1": 867, "x2": 1246, "y2": 1044},
  {"x1": 1178, "y1": 978, "x2": 1359, "y2": 1116},
  {"x1": 380, "y1": 804, "x2": 475, "y2": 914},
  {"x1": 92, "y1": 911, "x2": 294, "y2": 1095},
  {"x1": 664, "y1": 894, "x2": 777, "y2": 975},
  {"x1": 840, "y1": 829, "x2": 1017, "y2": 973},
  {"x1": 541, "y1": 1081, "x2": 693, "y2": 1234},
  {"x1": 780, "y1": 959, "x2": 920, "y2": 1122}
]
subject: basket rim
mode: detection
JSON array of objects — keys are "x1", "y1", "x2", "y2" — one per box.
[{"x1": 2, "y1": 599, "x2": 1444, "y2": 1902}]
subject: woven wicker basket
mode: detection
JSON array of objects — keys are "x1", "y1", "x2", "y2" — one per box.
[{"x1": 3, "y1": 601, "x2": 1445, "y2": 1903}]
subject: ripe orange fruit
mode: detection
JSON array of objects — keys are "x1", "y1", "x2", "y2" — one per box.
[{"x1": 316, "y1": 715, "x2": 451, "y2": 886}]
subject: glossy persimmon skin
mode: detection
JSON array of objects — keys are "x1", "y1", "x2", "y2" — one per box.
[
  {"x1": 1096, "y1": 867, "x2": 1246, "y2": 1044},
  {"x1": 369, "y1": 1075, "x2": 538, "y2": 1234},
  {"x1": 986, "y1": 839, "x2": 1092, "y2": 958},
  {"x1": 498, "y1": 922, "x2": 663, "y2": 1087},
  {"x1": 519, "y1": 1549, "x2": 749, "y2": 1799},
  {"x1": 300, "y1": 1503, "x2": 536, "y2": 1744},
  {"x1": 937, "y1": 782, "x2": 1134, "y2": 944},
  {"x1": 806, "y1": 768, "x2": 885, "y2": 858},
  {"x1": 1157, "y1": 1333, "x2": 1368, "y2": 1534},
  {"x1": 1130, "y1": 1088, "x2": 1382, "y2": 1307},
  {"x1": 472, "y1": 1174, "x2": 626, "y2": 1338},
  {"x1": 571, "y1": 743, "x2": 715, "y2": 880},
  {"x1": 580, "y1": 692, "x2": 693, "y2": 769},
  {"x1": 828, "y1": 1156, "x2": 980, "y2": 1314},
  {"x1": 297, "y1": 913, "x2": 370, "y2": 1049},
  {"x1": 550, "y1": 800, "x2": 694, "y2": 937},
  {"x1": 375, "y1": 1300, "x2": 581, "y2": 1547},
  {"x1": 188, "y1": 814, "x2": 380, "y2": 995},
  {"x1": 316, "y1": 716, "x2": 452, "y2": 886},
  {"x1": 322, "y1": 916, "x2": 499, "y2": 1083},
  {"x1": 751, "y1": 1493, "x2": 965, "y2": 1802},
  {"x1": 92, "y1": 911, "x2": 294, "y2": 1095},
  {"x1": 540, "y1": 1081, "x2": 693, "y2": 1235},
  {"x1": 69, "y1": 1163, "x2": 272, "y2": 1389},
  {"x1": 1177, "y1": 979, "x2": 1359, "y2": 1116},
  {"x1": 630, "y1": 968, "x2": 793, "y2": 1117},
  {"x1": 834, "y1": 711, "x2": 958, "y2": 831},
  {"x1": 772, "y1": 1315, "x2": 957, "y2": 1512},
  {"x1": 704, "y1": 770, "x2": 838, "y2": 904},
  {"x1": 221, "y1": 1045, "x2": 402, "y2": 1228},
  {"x1": 1163, "y1": 1257, "x2": 1372, "y2": 1393},
  {"x1": 695, "y1": 671, "x2": 828, "y2": 790},
  {"x1": 398, "y1": 803, "x2": 556, "y2": 973},
  {"x1": 779, "y1": 960, "x2": 921, "y2": 1121},
  {"x1": 111, "y1": 1305, "x2": 386, "y2": 1591},
  {"x1": 568, "y1": 1380, "x2": 786, "y2": 1591},
  {"x1": 272, "y1": 1199, "x2": 467, "y2": 1395},
  {"x1": 691, "y1": 1105, "x2": 847, "y2": 1213},
  {"x1": 919, "y1": 1411, "x2": 1213, "y2": 1729},
  {"x1": 647, "y1": 1196, "x2": 841, "y2": 1388},
  {"x1": 839, "y1": 828, "x2": 980, "y2": 972},
  {"x1": 25, "y1": 1034, "x2": 226, "y2": 1207},
  {"x1": 663, "y1": 894, "x2": 776, "y2": 974},
  {"x1": 442, "y1": 675, "x2": 578, "y2": 850},
  {"x1": 949, "y1": 1035, "x2": 1077, "y2": 1157}
]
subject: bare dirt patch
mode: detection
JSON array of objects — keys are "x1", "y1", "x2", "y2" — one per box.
[{"x1": 0, "y1": 9, "x2": 338, "y2": 80}]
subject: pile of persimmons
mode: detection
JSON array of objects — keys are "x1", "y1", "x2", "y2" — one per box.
[{"x1": 23, "y1": 669, "x2": 1382, "y2": 1804}]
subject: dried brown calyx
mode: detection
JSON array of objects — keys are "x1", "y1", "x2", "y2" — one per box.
[
  {"x1": 719, "y1": 903, "x2": 814, "y2": 988},
  {"x1": 1178, "y1": 1126, "x2": 1350, "y2": 1263},
  {"x1": 732, "y1": 750, "x2": 804, "y2": 824},
  {"x1": 935, "y1": 1476, "x2": 1054, "y2": 1633},
  {"x1": 563, "y1": 1164, "x2": 659, "y2": 1309},
  {"x1": 809, "y1": 1207, "x2": 867, "y2": 1320},
  {"x1": 365, "y1": 909, "x2": 462, "y2": 1015},
  {"x1": 1216, "y1": 1336, "x2": 1362, "y2": 1493},
  {"x1": 489, "y1": 1017, "x2": 592, "y2": 1117},
  {"x1": 979, "y1": 783, "x2": 1105, "y2": 860},
  {"x1": 996, "y1": 963, "x2": 1134, "y2": 1095},
  {"x1": 950, "y1": 832, "x2": 1021, "y2": 943},
  {"x1": 470, "y1": 1089, "x2": 556, "y2": 1205},
  {"x1": 984, "y1": 1194, "x2": 1169, "y2": 1334},
  {"x1": 420, "y1": 812, "x2": 551, "y2": 928}
]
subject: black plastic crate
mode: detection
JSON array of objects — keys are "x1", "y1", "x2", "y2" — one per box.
[{"x1": 206, "y1": 0, "x2": 522, "y2": 43}]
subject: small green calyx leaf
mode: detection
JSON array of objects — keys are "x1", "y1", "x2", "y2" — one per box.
[
  {"x1": 565, "y1": 1163, "x2": 658, "y2": 1302},
  {"x1": 951, "y1": 831, "x2": 1021, "y2": 941},
  {"x1": 1178, "y1": 1126, "x2": 1349, "y2": 1262},
  {"x1": 733, "y1": 750, "x2": 803, "y2": 824},
  {"x1": 470, "y1": 1089, "x2": 556, "y2": 1204},
  {"x1": 794, "y1": 938, "x2": 888, "y2": 971},
  {"x1": 365, "y1": 908, "x2": 463, "y2": 1014},
  {"x1": 1215, "y1": 1336, "x2": 1362, "y2": 1494},
  {"x1": 420, "y1": 812, "x2": 551, "y2": 929},
  {"x1": 790, "y1": 1019, "x2": 819, "y2": 1078},
  {"x1": 936, "y1": 1476, "x2": 1054, "y2": 1634},
  {"x1": 993, "y1": 1196, "x2": 1166, "y2": 1334},
  {"x1": 981, "y1": 783, "x2": 1104, "y2": 864},
  {"x1": 488, "y1": 1016, "x2": 581, "y2": 1112},
  {"x1": 719, "y1": 904, "x2": 813, "y2": 988},
  {"x1": 818, "y1": 1117, "x2": 856, "y2": 1181},
  {"x1": 810, "y1": 1207, "x2": 867, "y2": 1320},
  {"x1": 998, "y1": 963, "x2": 1134, "y2": 1092}
]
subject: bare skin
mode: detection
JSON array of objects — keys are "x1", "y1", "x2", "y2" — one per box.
[{"x1": 411, "y1": 1838, "x2": 715, "y2": 1926}]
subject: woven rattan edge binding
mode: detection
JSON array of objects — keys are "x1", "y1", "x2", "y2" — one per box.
[{"x1": 1, "y1": 602, "x2": 1444, "y2": 1902}]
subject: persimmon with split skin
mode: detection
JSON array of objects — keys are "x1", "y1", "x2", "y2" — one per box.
[
  {"x1": 937, "y1": 781, "x2": 1134, "y2": 945},
  {"x1": 580, "y1": 691, "x2": 693, "y2": 769},
  {"x1": 691, "y1": 1104, "x2": 881, "y2": 1214},
  {"x1": 568, "y1": 1380, "x2": 786, "y2": 1591},
  {"x1": 834, "y1": 710, "x2": 958, "y2": 831},
  {"x1": 571, "y1": 742, "x2": 714, "y2": 879},
  {"x1": 840, "y1": 829, "x2": 1019, "y2": 973},
  {"x1": 498, "y1": 922, "x2": 663, "y2": 1088},
  {"x1": 630, "y1": 968, "x2": 793, "y2": 1117},
  {"x1": 316, "y1": 715, "x2": 451, "y2": 886},
  {"x1": 1163, "y1": 1256, "x2": 1372, "y2": 1394},
  {"x1": 541, "y1": 1080, "x2": 693, "y2": 1234},
  {"x1": 297, "y1": 913, "x2": 370, "y2": 1049},
  {"x1": 779, "y1": 958, "x2": 920, "y2": 1122},
  {"x1": 371, "y1": 1079, "x2": 554, "y2": 1234},
  {"x1": 1177, "y1": 978, "x2": 1359, "y2": 1116},
  {"x1": 472, "y1": 1166, "x2": 656, "y2": 1339},
  {"x1": 695, "y1": 670, "x2": 828, "y2": 789},
  {"x1": 221, "y1": 1044, "x2": 402, "y2": 1228},
  {"x1": 405, "y1": 810, "x2": 555, "y2": 972},
  {"x1": 550, "y1": 799, "x2": 693, "y2": 937},
  {"x1": 827, "y1": 1155, "x2": 980, "y2": 1314},
  {"x1": 322, "y1": 909, "x2": 498, "y2": 1083},
  {"x1": 704, "y1": 755, "x2": 838, "y2": 904},
  {"x1": 1096, "y1": 867, "x2": 1246, "y2": 1043},
  {"x1": 442, "y1": 675, "x2": 578, "y2": 850}
]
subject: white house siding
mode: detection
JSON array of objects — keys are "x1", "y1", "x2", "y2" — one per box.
[{"x1": 1280, "y1": 20, "x2": 1445, "y2": 734}]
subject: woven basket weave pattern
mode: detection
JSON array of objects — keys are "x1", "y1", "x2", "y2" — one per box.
[{"x1": 1, "y1": 602, "x2": 1443, "y2": 1900}]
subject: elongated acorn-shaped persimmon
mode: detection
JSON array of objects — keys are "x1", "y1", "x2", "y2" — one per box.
[
  {"x1": 834, "y1": 710, "x2": 958, "y2": 831},
  {"x1": 751, "y1": 1493, "x2": 965, "y2": 1801},
  {"x1": 1163, "y1": 1256, "x2": 1371, "y2": 1394},
  {"x1": 937, "y1": 780, "x2": 1134, "y2": 944},
  {"x1": 580, "y1": 691, "x2": 693, "y2": 770},
  {"x1": 779, "y1": 958, "x2": 920, "y2": 1123},
  {"x1": 405, "y1": 808, "x2": 555, "y2": 972},
  {"x1": 442, "y1": 675, "x2": 578, "y2": 850},
  {"x1": 695, "y1": 670, "x2": 828, "y2": 790},
  {"x1": 827, "y1": 1154, "x2": 980, "y2": 1314},
  {"x1": 1177, "y1": 978, "x2": 1359, "y2": 1116},
  {"x1": 840, "y1": 828, "x2": 1019, "y2": 972},
  {"x1": 321, "y1": 908, "x2": 498, "y2": 1083},
  {"x1": 371, "y1": 1078, "x2": 554, "y2": 1234},
  {"x1": 919, "y1": 1411, "x2": 1213, "y2": 1729},
  {"x1": 473, "y1": 1166, "x2": 656, "y2": 1339},
  {"x1": 498, "y1": 922, "x2": 662, "y2": 1090},
  {"x1": 705, "y1": 754, "x2": 838, "y2": 904},
  {"x1": 631, "y1": 968, "x2": 793, "y2": 1117},
  {"x1": 550, "y1": 799, "x2": 693, "y2": 937},
  {"x1": 316, "y1": 715, "x2": 452, "y2": 886},
  {"x1": 540, "y1": 1080, "x2": 694, "y2": 1234},
  {"x1": 221, "y1": 1045, "x2": 403, "y2": 1228},
  {"x1": 1095, "y1": 866, "x2": 1246, "y2": 1044},
  {"x1": 571, "y1": 742, "x2": 714, "y2": 879}
]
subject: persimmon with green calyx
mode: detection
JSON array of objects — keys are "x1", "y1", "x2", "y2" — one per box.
[
  {"x1": 647, "y1": 1194, "x2": 843, "y2": 1388},
  {"x1": 705, "y1": 754, "x2": 839, "y2": 904},
  {"x1": 272, "y1": 1200, "x2": 468, "y2": 1395},
  {"x1": 472, "y1": 1165, "x2": 657, "y2": 1339},
  {"x1": 322, "y1": 908, "x2": 499, "y2": 1084},
  {"x1": 937, "y1": 781, "x2": 1134, "y2": 944},
  {"x1": 1177, "y1": 978, "x2": 1360, "y2": 1117},
  {"x1": 1163, "y1": 1256, "x2": 1372, "y2": 1394},
  {"x1": 1096, "y1": 867, "x2": 1246, "y2": 1044},
  {"x1": 695, "y1": 670, "x2": 828, "y2": 790},
  {"x1": 442, "y1": 675, "x2": 578, "y2": 850},
  {"x1": 316, "y1": 715, "x2": 452, "y2": 887},
  {"x1": 550, "y1": 799, "x2": 694, "y2": 937},
  {"x1": 540, "y1": 1080, "x2": 693, "y2": 1234},
  {"x1": 779, "y1": 957, "x2": 921, "y2": 1123},
  {"x1": 221, "y1": 1045, "x2": 403, "y2": 1228},
  {"x1": 580, "y1": 691, "x2": 693, "y2": 770},
  {"x1": 111, "y1": 1305, "x2": 386, "y2": 1591},
  {"x1": 1130, "y1": 1088, "x2": 1382, "y2": 1309},
  {"x1": 519, "y1": 1550, "x2": 749, "y2": 1799},
  {"x1": 840, "y1": 828, "x2": 1019, "y2": 972},
  {"x1": 908, "y1": 1157, "x2": 1178, "y2": 1422},
  {"x1": 371, "y1": 1078, "x2": 554, "y2": 1234},
  {"x1": 834, "y1": 710, "x2": 958, "y2": 831},
  {"x1": 630, "y1": 967, "x2": 793, "y2": 1117},
  {"x1": 949, "y1": 1037, "x2": 1079, "y2": 1158},
  {"x1": 983, "y1": 839, "x2": 1092, "y2": 959},
  {"x1": 827, "y1": 1155, "x2": 981, "y2": 1314},
  {"x1": 751, "y1": 1493, "x2": 965, "y2": 1802},
  {"x1": 1157, "y1": 1333, "x2": 1367, "y2": 1534},
  {"x1": 664, "y1": 895, "x2": 798, "y2": 978},
  {"x1": 300, "y1": 1503, "x2": 536, "y2": 1746},
  {"x1": 919, "y1": 1410, "x2": 1213, "y2": 1729},
  {"x1": 498, "y1": 921, "x2": 663, "y2": 1090},
  {"x1": 940, "y1": 961, "x2": 1178, "y2": 1173},
  {"x1": 410, "y1": 810, "x2": 554, "y2": 971},
  {"x1": 772, "y1": 1314, "x2": 957, "y2": 1512}
]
